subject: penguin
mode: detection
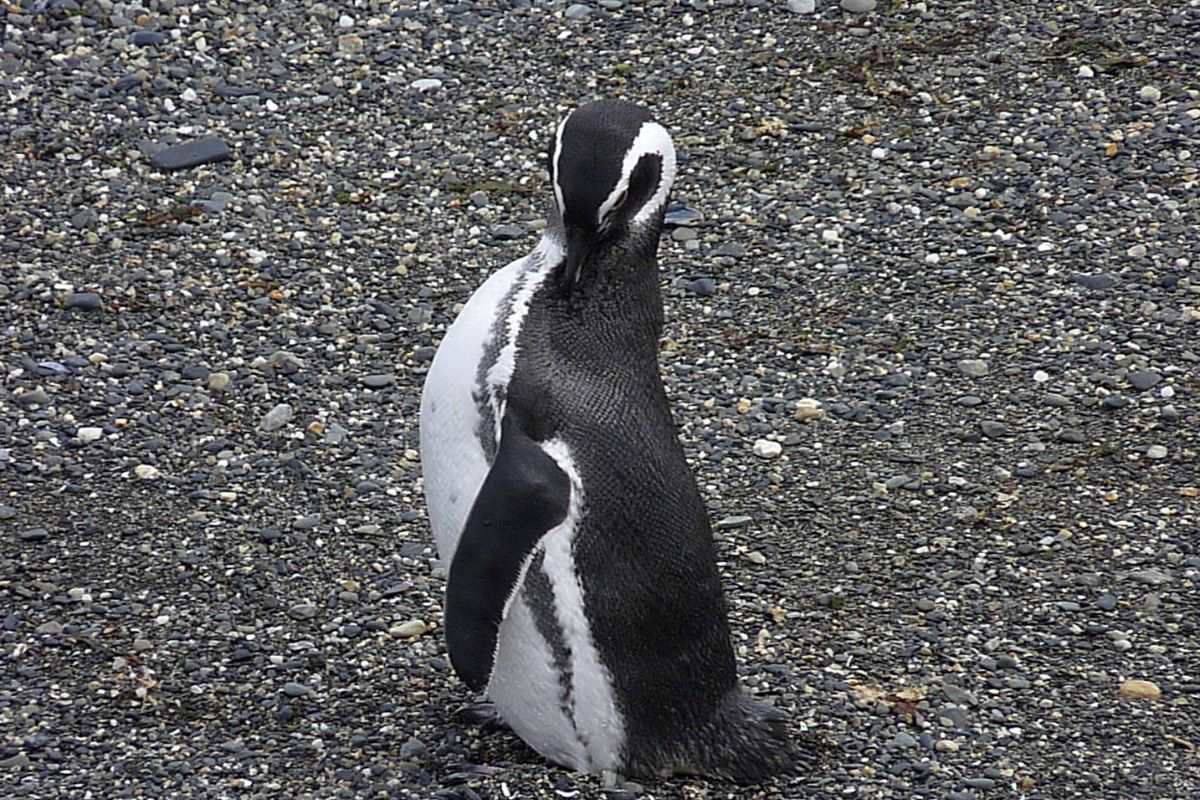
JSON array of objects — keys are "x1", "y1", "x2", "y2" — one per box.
[{"x1": 419, "y1": 100, "x2": 800, "y2": 783}]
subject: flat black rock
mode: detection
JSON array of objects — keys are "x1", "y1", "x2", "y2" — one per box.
[
  {"x1": 64, "y1": 292, "x2": 102, "y2": 311},
  {"x1": 1073, "y1": 272, "x2": 1117, "y2": 290},
  {"x1": 128, "y1": 30, "x2": 167, "y2": 46},
  {"x1": 150, "y1": 138, "x2": 232, "y2": 171}
]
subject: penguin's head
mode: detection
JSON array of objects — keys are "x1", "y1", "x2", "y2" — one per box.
[{"x1": 548, "y1": 100, "x2": 677, "y2": 290}]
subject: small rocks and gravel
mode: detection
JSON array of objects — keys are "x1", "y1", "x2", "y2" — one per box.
[{"x1": 2, "y1": 1, "x2": 1198, "y2": 799}]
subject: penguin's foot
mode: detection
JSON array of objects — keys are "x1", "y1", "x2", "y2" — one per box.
[{"x1": 454, "y1": 701, "x2": 509, "y2": 732}]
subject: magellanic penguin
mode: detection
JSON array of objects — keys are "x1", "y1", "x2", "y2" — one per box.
[{"x1": 419, "y1": 100, "x2": 799, "y2": 783}]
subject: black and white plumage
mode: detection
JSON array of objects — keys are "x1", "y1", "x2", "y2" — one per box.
[{"x1": 419, "y1": 100, "x2": 797, "y2": 783}]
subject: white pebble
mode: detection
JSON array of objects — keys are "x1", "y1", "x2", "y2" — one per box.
[
  {"x1": 410, "y1": 78, "x2": 443, "y2": 92},
  {"x1": 1078, "y1": 65, "x2": 1095, "y2": 78},
  {"x1": 134, "y1": 464, "x2": 161, "y2": 480},
  {"x1": 821, "y1": 228, "x2": 841, "y2": 244},
  {"x1": 338, "y1": 14, "x2": 355, "y2": 28},
  {"x1": 390, "y1": 620, "x2": 428, "y2": 639},
  {"x1": 924, "y1": 253, "x2": 940, "y2": 264},
  {"x1": 1146, "y1": 445, "x2": 1168, "y2": 460},
  {"x1": 181, "y1": 87, "x2": 198, "y2": 103},
  {"x1": 1127, "y1": 243, "x2": 1147, "y2": 258},
  {"x1": 1033, "y1": 370, "x2": 1049, "y2": 383},
  {"x1": 753, "y1": 440, "x2": 782, "y2": 459},
  {"x1": 1139, "y1": 85, "x2": 1161, "y2": 103},
  {"x1": 871, "y1": 147, "x2": 887, "y2": 160},
  {"x1": 77, "y1": 427, "x2": 103, "y2": 443}
]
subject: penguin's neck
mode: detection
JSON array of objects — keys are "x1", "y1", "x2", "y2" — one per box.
[{"x1": 544, "y1": 237, "x2": 666, "y2": 372}]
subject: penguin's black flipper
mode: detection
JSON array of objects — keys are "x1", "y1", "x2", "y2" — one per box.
[{"x1": 445, "y1": 415, "x2": 570, "y2": 692}]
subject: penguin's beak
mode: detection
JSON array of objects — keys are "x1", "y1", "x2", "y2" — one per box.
[{"x1": 562, "y1": 225, "x2": 595, "y2": 291}]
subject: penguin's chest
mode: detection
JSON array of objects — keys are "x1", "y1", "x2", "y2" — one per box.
[{"x1": 419, "y1": 251, "x2": 554, "y2": 563}]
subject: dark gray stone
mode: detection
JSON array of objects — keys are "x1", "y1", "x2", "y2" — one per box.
[{"x1": 150, "y1": 138, "x2": 232, "y2": 171}]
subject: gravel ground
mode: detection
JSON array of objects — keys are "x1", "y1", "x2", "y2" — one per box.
[{"x1": 3, "y1": 0, "x2": 1199, "y2": 798}]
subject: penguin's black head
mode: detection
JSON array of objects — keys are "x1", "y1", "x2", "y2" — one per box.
[{"x1": 548, "y1": 100, "x2": 677, "y2": 290}]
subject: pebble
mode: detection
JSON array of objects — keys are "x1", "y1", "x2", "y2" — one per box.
[
  {"x1": 288, "y1": 603, "x2": 318, "y2": 620},
  {"x1": 36, "y1": 620, "x2": 64, "y2": 635},
  {"x1": 565, "y1": 3, "x2": 593, "y2": 19},
  {"x1": 841, "y1": 0, "x2": 877, "y2": 12},
  {"x1": 410, "y1": 78, "x2": 443, "y2": 92},
  {"x1": 1127, "y1": 371, "x2": 1162, "y2": 391},
  {"x1": 1119, "y1": 679, "x2": 1162, "y2": 701},
  {"x1": 753, "y1": 440, "x2": 782, "y2": 459},
  {"x1": 492, "y1": 224, "x2": 526, "y2": 240},
  {"x1": 664, "y1": 203, "x2": 703, "y2": 227},
  {"x1": 400, "y1": 738, "x2": 427, "y2": 759},
  {"x1": 942, "y1": 684, "x2": 977, "y2": 707},
  {"x1": 134, "y1": 464, "x2": 161, "y2": 480},
  {"x1": 76, "y1": 427, "x2": 103, "y2": 443},
  {"x1": 686, "y1": 277, "x2": 717, "y2": 297},
  {"x1": 715, "y1": 515, "x2": 753, "y2": 529},
  {"x1": 64, "y1": 292, "x2": 102, "y2": 311},
  {"x1": 261, "y1": 403, "x2": 294, "y2": 432},
  {"x1": 18, "y1": 528, "x2": 49, "y2": 542},
  {"x1": 980, "y1": 420, "x2": 1009, "y2": 438},
  {"x1": 788, "y1": 0, "x2": 816, "y2": 12},
  {"x1": 793, "y1": 398, "x2": 824, "y2": 422},
  {"x1": 745, "y1": 550, "x2": 767, "y2": 566},
  {"x1": 957, "y1": 359, "x2": 989, "y2": 378},
  {"x1": 282, "y1": 682, "x2": 310, "y2": 697},
  {"x1": 1139, "y1": 85, "x2": 1162, "y2": 103},
  {"x1": 128, "y1": 30, "x2": 166, "y2": 47},
  {"x1": 150, "y1": 138, "x2": 232, "y2": 171},
  {"x1": 362, "y1": 374, "x2": 395, "y2": 389},
  {"x1": 1128, "y1": 568, "x2": 1170, "y2": 585},
  {"x1": 207, "y1": 372, "x2": 231, "y2": 392},
  {"x1": 1145, "y1": 445, "x2": 1168, "y2": 460},
  {"x1": 390, "y1": 620, "x2": 428, "y2": 638},
  {"x1": 1074, "y1": 273, "x2": 1116, "y2": 290},
  {"x1": 1097, "y1": 593, "x2": 1118, "y2": 611},
  {"x1": 293, "y1": 514, "x2": 321, "y2": 530},
  {"x1": 1078, "y1": 64, "x2": 1094, "y2": 78}
]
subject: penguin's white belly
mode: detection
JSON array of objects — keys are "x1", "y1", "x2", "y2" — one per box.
[
  {"x1": 420, "y1": 237, "x2": 624, "y2": 773},
  {"x1": 419, "y1": 256, "x2": 531, "y2": 564},
  {"x1": 489, "y1": 442, "x2": 625, "y2": 775}
]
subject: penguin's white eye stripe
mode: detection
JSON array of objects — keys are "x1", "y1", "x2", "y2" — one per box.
[
  {"x1": 596, "y1": 122, "x2": 676, "y2": 228},
  {"x1": 552, "y1": 114, "x2": 570, "y2": 221}
]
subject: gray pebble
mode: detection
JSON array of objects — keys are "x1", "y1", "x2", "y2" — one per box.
[
  {"x1": 362, "y1": 374, "x2": 395, "y2": 389},
  {"x1": 957, "y1": 359, "x2": 989, "y2": 378},
  {"x1": 261, "y1": 403, "x2": 294, "y2": 432},
  {"x1": 65, "y1": 292, "x2": 102, "y2": 312},
  {"x1": 1128, "y1": 370, "x2": 1162, "y2": 391},
  {"x1": 150, "y1": 137, "x2": 232, "y2": 171},
  {"x1": 288, "y1": 603, "x2": 318, "y2": 620}
]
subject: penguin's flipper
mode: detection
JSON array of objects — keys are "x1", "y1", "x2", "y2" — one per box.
[{"x1": 445, "y1": 417, "x2": 570, "y2": 691}]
